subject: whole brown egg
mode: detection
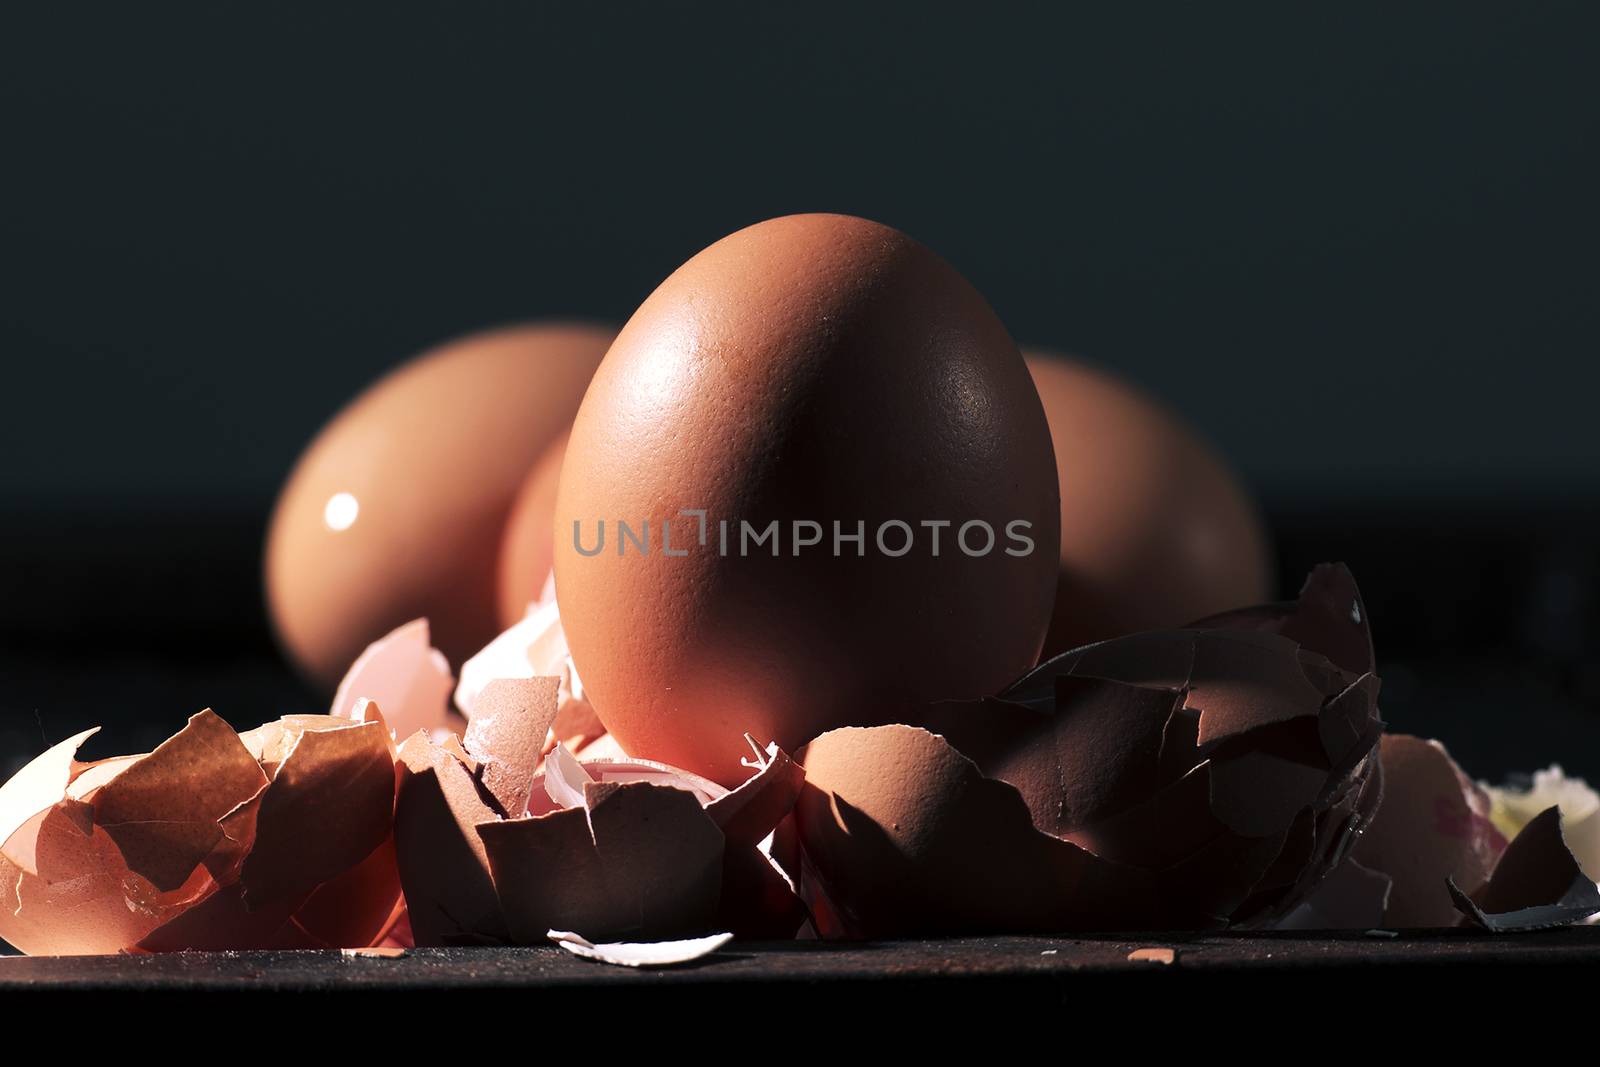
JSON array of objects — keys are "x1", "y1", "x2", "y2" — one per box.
[
  {"x1": 497, "y1": 429, "x2": 568, "y2": 625},
  {"x1": 266, "y1": 322, "x2": 613, "y2": 688},
  {"x1": 1024, "y1": 352, "x2": 1273, "y2": 657},
  {"x1": 554, "y1": 214, "x2": 1060, "y2": 785}
]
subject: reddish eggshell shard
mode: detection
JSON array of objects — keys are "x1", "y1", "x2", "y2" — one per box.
[{"x1": 331, "y1": 618, "x2": 460, "y2": 740}]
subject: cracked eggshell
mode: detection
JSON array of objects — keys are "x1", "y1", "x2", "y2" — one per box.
[
  {"x1": 1025, "y1": 352, "x2": 1272, "y2": 658},
  {"x1": 393, "y1": 721, "x2": 806, "y2": 945},
  {"x1": 455, "y1": 598, "x2": 602, "y2": 752},
  {"x1": 331, "y1": 618, "x2": 461, "y2": 740},
  {"x1": 794, "y1": 565, "x2": 1383, "y2": 936},
  {"x1": 1350, "y1": 734, "x2": 1506, "y2": 927},
  {"x1": 0, "y1": 709, "x2": 401, "y2": 955},
  {"x1": 266, "y1": 322, "x2": 613, "y2": 689},
  {"x1": 556, "y1": 214, "x2": 1060, "y2": 785},
  {"x1": 794, "y1": 725, "x2": 1160, "y2": 937}
]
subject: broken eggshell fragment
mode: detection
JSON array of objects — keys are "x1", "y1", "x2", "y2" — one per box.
[
  {"x1": 0, "y1": 706, "x2": 402, "y2": 955},
  {"x1": 1344, "y1": 734, "x2": 1505, "y2": 927},
  {"x1": 330, "y1": 617, "x2": 461, "y2": 741},
  {"x1": 393, "y1": 674, "x2": 806, "y2": 946},
  {"x1": 1300, "y1": 735, "x2": 1599, "y2": 931},
  {"x1": 792, "y1": 564, "x2": 1385, "y2": 936},
  {"x1": 455, "y1": 598, "x2": 603, "y2": 753}
]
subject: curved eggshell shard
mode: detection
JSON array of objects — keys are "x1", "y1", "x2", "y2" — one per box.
[
  {"x1": 796, "y1": 725, "x2": 1164, "y2": 937},
  {"x1": 393, "y1": 732, "x2": 508, "y2": 946},
  {"x1": 462, "y1": 676, "x2": 561, "y2": 818},
  {"x1": 1450, "y1": 806, "x2": 1600, "y2": 930},
  {"x1": 0, "y1": 727, "x2": 100, "y2": 865},
  {"x1": 840, "y1": 566, "x2": 1385, "y2": 933},
  {"x1": 288, "y1": 836, "x2": 406, "y2": 949},
  {"x1": 920, "y1": 681, "x2": 1178, "y2": 839},
  {"x1": 1, "y1": 806, "x2": 187, "y2": 955},
  {"x1": 0, "y1": 712, "x2": 403, "y2": 954},
  {"x1": 331, "y1": 619, "x2": 459, "y2": 741},
  {"x1": 1190, "y1": 562, "x2": 1374, "y2": 678},
  {"x1": 455, "y1": 600, "x2": 601, "y2": 751},
  {"x1": 1352, "y1": 734, "x2": 1505, "y2": 927},
  {"x1": 238, "y1": 719, "x2": 395, "y2": 909},
  {"x1": 135, "y1": 880, "x2": 309, "y2": 953},
  {"x1": 89, "y1": 709, "x2": 267, "y2": 892},
  {"x1": 704, "y1": 742, "x2": 805, "y2": 850},
  {"x1": 479, "y1": 780, "x2": 725, "y2": 944}
]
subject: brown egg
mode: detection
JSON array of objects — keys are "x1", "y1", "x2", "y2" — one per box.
[
  {"x1": 266, "y1": 323, "x2": 613, "y2": 688},
  {"x1": 1024, "y1": 352, "x2": 1273, "y2": 656},
  {"x1": 496, "y1": 430, "x2": 569, "y2": 626},
  {"x1": 554, "y1": 214, "x2": 1060, "y2": 785}
]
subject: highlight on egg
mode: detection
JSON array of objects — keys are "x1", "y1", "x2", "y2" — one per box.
[{"x1": 265, "y1": 322, "x2": 614, "y2": 689}]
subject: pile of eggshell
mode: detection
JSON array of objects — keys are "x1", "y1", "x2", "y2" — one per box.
[{"x1": 2, "y1": 215, "x2": 1595, "y2": 957}]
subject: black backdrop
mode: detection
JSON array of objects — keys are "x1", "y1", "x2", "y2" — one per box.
[{"x1": 1, "y1": 3, "x2": 1597, "y2": 780}]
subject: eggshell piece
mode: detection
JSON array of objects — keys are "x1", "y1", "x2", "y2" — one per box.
[
  {"x1": 331, "y1": 618, "x2": 460, "y2": 740},
  {"x1": 0, "y1": 711, "x2": 403, "y2": 955},
  {"x1": 455, "y1": 599, "x2": 601, "y2": 751},
  {"x1": 489, "y1": 781, "x2": 725, "y2": 944},
  {"x1": 392, "y1": 725, "x2": 805, "y2": 944},
  {"x1": 798, "y1": 565, "x2": 1385, "y2": 935},
  {"x1": 1449, "y1": 807, "x2": 1600, "y2": 930},
  {"x1": 0, "y1": 728, "x2": 99, "y2": 859},
  {"x1": 548, "y1": 929, "x2": 733, "y2": 968},
  {"x1": 393, "y1": 731, "x2": 508, "y2": 946},
  {"x1": 1025, "y1": 352, "x2": 1273, "y2": 656},
  {"x1": 238, "y1": 718, "x2": 395, "y2": 908},
  {"x1": 266, "y1": 322, "x2": 613, "y2": 688},
  {"x1": 796, "y1": 725, "x2": 1161, "y2": 937},
  {"x1": 462, "y1": 676, "x2": 560, "y2": 818},
  {"x1": 556, "y1": 214, "x2": 1060, "y2": 785},
  {"x1": 1351, "y1": 734, "x2": 1505, "y2": 927}
]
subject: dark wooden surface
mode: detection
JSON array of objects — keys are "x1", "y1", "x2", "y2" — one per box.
[{"x1": 3, "y1": 929, "x2": 1598, "y2": 1002}]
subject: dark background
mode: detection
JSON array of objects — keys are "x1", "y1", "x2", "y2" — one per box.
[{"x1": 1, "y1": 4, "x2": 1596, "y2": 781}]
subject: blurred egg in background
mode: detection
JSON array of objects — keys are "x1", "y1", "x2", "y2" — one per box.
[
  {"x1": 496, "y1": 430, "x2": 569, "y2": 626},
  {"x1": 1024, "y1": 351, "x2": 1273, "y2": 656},
  {"x1": 265, "y1": 323, "x2": 613, "y2": 687}
]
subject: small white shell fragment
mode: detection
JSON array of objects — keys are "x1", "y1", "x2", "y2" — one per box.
[{"x1": 547, "y1": 929, "x2": 733, "y2": 968}]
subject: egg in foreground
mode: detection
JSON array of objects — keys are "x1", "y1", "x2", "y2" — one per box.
[{"x1": 555, "y1": 214, "x2": 1060, "y2": 784}]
